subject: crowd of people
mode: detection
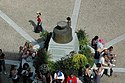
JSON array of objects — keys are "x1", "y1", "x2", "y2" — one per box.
[
  {"x1": 90, "y1": 36, "x2": 116, "y2": 83},
  {"x1": 0, "y1": 41, "x2": 79, "y2": 83},
  {"x1": 0, "y1": 35, "x2": 117, "y2": 83},
  {"x1": 0, "y1": 11, "x2": 117, "y2": 83}
]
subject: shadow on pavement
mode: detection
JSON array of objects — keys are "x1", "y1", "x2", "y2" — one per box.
[
  {"x1": 3, "y1": 51, "x2": 19, "y2": 60},
  {"x1": 29, "y1": 20, "x2": 36, "y2": 31}
]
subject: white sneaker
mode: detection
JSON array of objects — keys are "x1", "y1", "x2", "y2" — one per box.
[
  {"x1": 112, "y1": 59, "x2": 116, "y2": 62},
  {"x1": 112, "y1": 64, "x2": 116, "y2": 67}
]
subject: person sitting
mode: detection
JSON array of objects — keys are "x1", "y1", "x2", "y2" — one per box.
[
  {"x1": 99, "y1": 54, "x2": 113, "y2": 76},
  {"x1": 83, "y1": 64, "x2": 92, "y2": 83},
  {"x1": 53, "y1": 69, "x2": 65, "y2": 83},
  {"x1": 9, "y1": 65, "x2": 19, "y2": 83},
  {"x1": 33, "y1": 71, "x2": 47, "y2": 83},
  {"x1": 107, "y1": 46, "x2": 116, "y2": 65},
  {"x1": 21, "y1": 63, "x2": 33, "y2": 83},
  {"x1": 93, "y1": 63, "x2": 104, "y2": 83},
  {"x1": 45, "y1": 71, "x2": 52, "y2": 83},
  {"x1": 66, "y1": 72, "x2": 77, "y2": 83}
]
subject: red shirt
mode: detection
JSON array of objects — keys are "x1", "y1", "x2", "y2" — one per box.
[
  {"x1": 67, "y1": 76, "x2": 77, "y2": 83},
  {"x1": 37, "y1": 16, "x2": 42, "y2": 23}
]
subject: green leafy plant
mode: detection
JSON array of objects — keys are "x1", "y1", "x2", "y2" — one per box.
[
  {"x1": 76, "y1": 29, "x2": 94, "y2": 67},
  {"x1": 47, "y1": 53, "x2": 88, "y2": 76},
  {"x1": 76, "y1": 29, "x2": 89, "y2": 46},
  {"x1": 72, "y1": 54, "x2": 88, "y2": 69},
  {"x1": 40, "y1": 30, "x2": 49, "y2": 41},
  {"x1": 33, "y1": 48, "x2": 51, "y2": 71}
]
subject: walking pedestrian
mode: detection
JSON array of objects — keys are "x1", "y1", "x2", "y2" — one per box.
[
  {"x1": 0, "y1": 49, "x2": 6, "y2": 74},
  {"x1": 34, "y1": 11, "x2": 44, "y2": 33}
]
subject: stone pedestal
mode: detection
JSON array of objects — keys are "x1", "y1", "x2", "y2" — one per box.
[
  {"x1": 48, "y1": 20, "x2": 79, "y2": 61},
  {"x1": 48, "y1": 33, "x2": 79, "y2": 61}
]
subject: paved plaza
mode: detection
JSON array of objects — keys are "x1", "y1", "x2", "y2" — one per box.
[{"x1": 0, "y1": 0, "x2": 125, "y2": 83}]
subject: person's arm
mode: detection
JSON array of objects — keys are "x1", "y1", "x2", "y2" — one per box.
[
  {"x1": 54, "y1": 73, "x2": 57, "y2": 79},
  {"x1": 100, "y1": 57, "x2": 108, "y2": 67},
  {"x1": 50, "y1": 75, "x2": 53, "y2": 83},
  {"x1": 61, "y1": 73, "x2": 65, "y2": 83},
  {"x1": 66, "y1": 76, "x2": 69, "y2": 83},
  {"x1": 86, "y1": 70, "x2": 91, "y2": 77}
]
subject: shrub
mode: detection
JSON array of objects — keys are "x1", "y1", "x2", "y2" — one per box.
[
  {"x1": 76, "y1": 29, "x2": 94, "y2": 67},
  {"x1": 33, "y1": 48, "x2": 51, "y2": 71},
  {"x1": 72, "y1": 54, "x2": 88, "y2": 69},
  {"x1": 40, "y1": 30, "x2": 49, "y2": 41},
  {"x1": 76, "y1": 29, "x2": 89, "y2": 46},
  {"x1": 48, "y1": 53, "x2": 88, "y2": 76}
]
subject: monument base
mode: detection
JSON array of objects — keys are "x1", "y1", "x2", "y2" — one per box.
[{"x1": 48, "y1": 33, "x2": 79, "y2": 61}]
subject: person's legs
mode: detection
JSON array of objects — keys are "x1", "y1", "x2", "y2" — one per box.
[
  {"x1": 1, "y1": 60, "x2": 6, "y2": 74},
  {"x1": 1, "y1": 60, "x2": 6, "y2": 71},
  {"x1": 0, "y1": 60, "x2": 2, "y2": 73},
  {"x1": 104, "y1": 67, "x2": 110, "y2": 76},
  {"x1": 34, "y1": 25, "x2": 39, "y2": 33}
]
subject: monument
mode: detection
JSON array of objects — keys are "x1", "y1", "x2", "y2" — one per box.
[{"x1": 48, "y1": 17, "x2": 79, "y2": 61}]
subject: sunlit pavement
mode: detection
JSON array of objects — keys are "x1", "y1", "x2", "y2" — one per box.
[{"x1": 0, "y1": 0, "x2": 125, "y2": 83}]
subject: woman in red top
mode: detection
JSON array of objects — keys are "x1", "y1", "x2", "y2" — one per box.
[
  {"x1": 66, "y1": 73, "x2": 77, "y2": 83},
  {"x1": 35, "y1": 11, "x2": 44, "y2": 33}
]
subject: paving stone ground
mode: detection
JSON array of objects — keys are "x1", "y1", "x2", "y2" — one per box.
[{"x1": 0, "y1": 0, "x2": 125, "y2": 83}]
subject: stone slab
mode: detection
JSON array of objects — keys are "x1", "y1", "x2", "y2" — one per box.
[{"x1": 48, "y1": 33, "x2": 79, "y2": 61}]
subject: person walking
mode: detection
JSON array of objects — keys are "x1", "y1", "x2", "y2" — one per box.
[
  {"x1": 0, "y1": 49, "x2": 6, "y2": 74},
  {"x1": 35, "y1": 11, "x2": 44, "y2": 33}
]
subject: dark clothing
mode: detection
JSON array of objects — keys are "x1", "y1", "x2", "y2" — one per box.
[
  {"x1": 12, "y1": 77, "x2": 19, "y2": 83},
  {"x1": 94, "y1": 51, "x2": 100, "y2": 59},
  {"x1": 46, "y1": 75, "x2": 51, "y2": 83},
  {"x1": 83, "y1": 71, "x2": 92, "y2": 83},
  {"x1": 0, "y1": 53, "x2": 5, "y2": 60},
  {"x1": 0, "y1": 60, "x2": 6, "y2": 72},
  {"x1": 35, "y1": 23, "x2": 43, "y2": 33},
  {"x1": 0, "y1": 53, "x2": 6, "y2": 72}
]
